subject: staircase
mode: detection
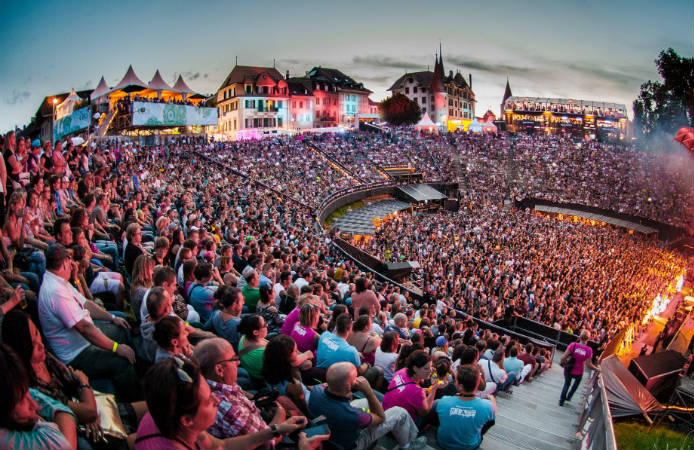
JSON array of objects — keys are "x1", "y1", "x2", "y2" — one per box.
[
  {"x1": 96, "y1": 109, "x2": 117, "y2": 137},
  {"x1": 377, "y1": 359, "x2": 585, "y2": 450},
  {"x1": 308, "y1": 144, "x2": 366, "y2": 184}
]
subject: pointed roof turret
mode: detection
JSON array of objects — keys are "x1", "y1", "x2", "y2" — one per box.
[
  {"x1": 431, "y1": 51, "x2": 446, "y2": 93},
  {"x1": 113, "y1": 65, "x2": 147, "y2": 92},
  {"x1": 90, "y1": 76, "x2": 110, "y2": 100},
  {"x1": 502, "y1": 78, "x2": 513, "y2": 104},
  {"x1": 148, "y1": 70, "x2": 173, "y2": 91},
  {"x1": 173, "y1": 75, "x2": 195, "y2": 94}
]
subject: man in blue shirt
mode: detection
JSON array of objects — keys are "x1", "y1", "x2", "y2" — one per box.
[
  {"x1": 503, "y1": 346, "x2": 532, "y2": 384},
  {"x1": 188, "y1": 263, "x2": 219, "y2": 323},
  {"x1": 316, "y1": 313, "x2": 362, "y2": 369},
  {"x1": 437, "y1": 366, "x2": 496, "y2": 450}
]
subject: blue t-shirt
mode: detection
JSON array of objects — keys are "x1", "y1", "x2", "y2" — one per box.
[
  {"x1": 436, "y1": 395, "x2": 495, "y2": 450},
  {"x1": 204, "y1": 311, "x2": 241, "y2": 351},
  {"x1": 503, "y1": 356, "x2": 524, "y2": 378},
  {"x1": 316, "y1": 331, "x2": 361, "y2": 369},
  {"x1": 188, "y1": 283, "x2": 218, "y2": 324},
  {"x1": 308, "y1": 386, "x2": 371, "y2": 450}
]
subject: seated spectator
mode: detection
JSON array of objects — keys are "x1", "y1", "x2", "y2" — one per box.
[
  {"x1": 262, "y1": 335, "x2": 313, "y2": 415},
  {"x1": 237, "y1": 314, "x2": 268, "y2": 381},
  {"x1": 374, "y1": 331, "x2": 400, "y2": 383},
  {"x1": 2, "y1": 310, "x2": 147, "y2": 445},
  {"x1": 347, "y1": 315, "x2": 381, "y2": 367},
  {"x1": 256, "y1": 284, "x2": 283, "y2": 335},
  {"x1": 503, "y1": 345, "x2": 532, "y2": 385},
  {"x1": 385, "y1": 313, "x2": 410, "y2": 340},
  {"x1": 153, "y1": 315, "x2": 192, "y2": 362},
  {"x1": 204, "y1": 285, "x2": 243, "y2": 351},
  {"x1": 187, "y1": 262, "x2": 218, "y2": 324},
  {"x1": 517, "y1": 343, "x2": 539, "y2": 381},
  {"x1": 141, "y1": 286, "x2": 173, "y2": 362},
  {"x1": 38, "y1": 244, "x2": 141, "y2": 402},
  {"x1": 191, "y1": 339, "x2": 307, "y2": 446},
  {"x1": 455, "y1": 347, "x2": 496, "y2": 398},
  {"x1": 130, "y1": 254, "x2": 155, "y2": 317},
  {"x1": 124, "y1": 223, "x2": 147, "y2": 276},
  {"x1": 0, "y1": 344, "x2": 73, "y2": 450},
  {"x1": 290, "y1": 303, "x2": 321, "y2": 355},
  {"x1": 242, "y1": 269, "x2": 261, "y2": 313},
  {"x1": 480, "y1": 349, "x2": 515, "y2": 394},
  {"x1": 308, "y1": 361, "x2": 426, "y2": 450},
  {"x1": 436, "y1": 366, "x2": 496, "y2": 450},
  {"x1": 383, "y1": 350, "x2": 439, "y2": 425},
  {"x1": 316, "y1": 313, "x2": 377, "y2": 384}
]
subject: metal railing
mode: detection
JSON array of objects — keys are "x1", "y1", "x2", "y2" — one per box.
[{"x1": 577, "y1": 369, "x2": 617, "y2": 450}]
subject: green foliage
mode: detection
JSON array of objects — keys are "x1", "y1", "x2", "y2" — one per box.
[
  {"x1": 324, "y1": 201, "x2": 365, "y2": 227},
  {"x1": 614, "y1": 422, "x2": 694, "y2": 450},
  {"x1": 633, "y1": 48, "x2": 694, "y2": 137},
  {"x1": 380, "y1": 93, "x2": 422, "y2": 126}
]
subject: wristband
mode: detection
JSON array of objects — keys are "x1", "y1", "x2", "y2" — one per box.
[
  {"x1": 112, "y1": 342, "x2": 118, "y2": 353},
  {"x1": 270, "y1": 424, "x2": 280, "y2": 438}
]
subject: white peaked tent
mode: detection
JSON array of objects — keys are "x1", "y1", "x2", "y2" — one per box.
[
  {"x1": 172, "y1": 75, "x2": 195, "y2": 95},
  {"x1": 112, "y1": 65, "x2": 148, "y2": 92},
  {"x1": 56, "y1": 89, "x2": 82, "y2": 120},
  {"x1": 415, "y1": 113, "x2": 437, "y2": 133},
  {"x1": 90, "y1": 76, "x2": 110, "y2": 101},
  {"x1": 468, "y1": 118, "x2": 483, "y2": 133},
  {"x1": 148, "y1": 70, "x2": 174, "y2": 92}
]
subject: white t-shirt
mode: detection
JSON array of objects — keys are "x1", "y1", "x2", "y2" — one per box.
[
  {"x1": 374, "y1": 348, "x2": 399, "y2": 382},
  {"x1": 38, "y1": 271, "x2": 92, "y2": 363},
  {"x1": 480, "y1": 359, "x2": 508, "y2": 384}
]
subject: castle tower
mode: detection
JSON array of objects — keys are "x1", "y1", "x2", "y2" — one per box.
[
  {"x1": 431, "y1": 46, "x2": 448, "y2": 126},
  {"x1": 501, "y1": 77, "x2": 513, "y2": 117}
]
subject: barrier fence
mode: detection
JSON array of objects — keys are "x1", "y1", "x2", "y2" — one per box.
[{"x1": 577, "y1": 369, "x2": 618, "y2": 450}]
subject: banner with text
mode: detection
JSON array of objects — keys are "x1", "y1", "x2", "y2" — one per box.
[
  {"x1": 132, "y1": 101, "x2": 218, "y2": 126},
  {"x1": 53, "y1": 106, "x2": 90, "y2": 142}
]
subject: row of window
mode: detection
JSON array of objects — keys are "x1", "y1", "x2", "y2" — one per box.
[
  {"x1": 404, "y1": 86, "x2": 428, "y2": 94},
  {"x1": 448, "y1": 99, "x2": 469, "y2": 109},
  {"x1": 245, "y1": 117, "x2": 283, "y2": 128}
]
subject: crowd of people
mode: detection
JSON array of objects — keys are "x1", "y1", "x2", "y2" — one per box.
[{"x1": 0, "y1": 124, "x2": 691, "y2": 450}]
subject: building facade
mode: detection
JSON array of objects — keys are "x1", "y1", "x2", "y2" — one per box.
[
  {"x1": 388, "y1": 51, "x2": 475, "y2": 130},
  {"x1": 216, "y1": 66, "x2": 290, "y2": 139}
]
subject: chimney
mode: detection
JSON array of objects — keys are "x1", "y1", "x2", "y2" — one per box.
[
  {"x1": 449, "y1": 70, "x2": 453, "y2": 79},
  {"x1": 469, "y1": 74, "x2": 472, "y2": 87}
]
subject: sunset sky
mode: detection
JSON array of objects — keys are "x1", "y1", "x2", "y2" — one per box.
[{"x1": 1, "y1": 0, "x2": 692, "y2": 131}]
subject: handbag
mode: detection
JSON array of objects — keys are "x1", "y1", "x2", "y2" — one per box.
[{"x1": 560, "y1": 343, "x2": 576, "y2": 374}]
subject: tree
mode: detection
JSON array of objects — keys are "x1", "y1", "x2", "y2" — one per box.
[
  {"x1": 633, "y1": 48, "x2": 694, "y2": 137},
  {"x1": 381, "y1": 93, "x2": 422, "y2": 126}
]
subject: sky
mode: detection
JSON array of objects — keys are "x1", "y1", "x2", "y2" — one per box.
[{"x1": 1, "y1": 0, "x2": 692, "y2": 131}]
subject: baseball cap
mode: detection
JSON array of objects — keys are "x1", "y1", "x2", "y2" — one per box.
[{"x1": 435, "y1": 336, "x2": 448, "y2": 347}]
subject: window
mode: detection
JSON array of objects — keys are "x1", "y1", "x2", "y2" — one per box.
[
  {"x1": 300, "y1": 101, "x2": 303, "y2": 108},
  {"x1": 278, "y1": 117, "x2": 282, "y2": 127},
  {"x1": 233, "y1": 88, "x2": 236, "y2": 96},
  {"x1": 233, "y1": 119, "x2": 237, "y2": 130},
  {"x1": 253, "y1": 118, "x2": 260, "y2": 127},
  {"x1": 422, "y1": 107, "x2": 426, "y2": 113},
  {"x1": 292, "y1": 101, "x2": 296, "y2": 108},
  {"x1": 413, "y1": 87, "x2": 418, "y2": 93},
  {"x1": 405, "y1": 87, "x2": 409, "y2": 94},
  {"x1": 245, "y1": 85, "x2": 251, "y2": 94},
  {"x1": 421, "y1": 87, "x2": 426, "y2": 93}
]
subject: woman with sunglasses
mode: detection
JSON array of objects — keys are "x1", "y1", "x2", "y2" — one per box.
[{"x1": 135, "y1": 356, "x2": 326, "y2": 450}]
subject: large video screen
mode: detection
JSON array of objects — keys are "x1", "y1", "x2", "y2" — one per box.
[{"x1": 132, "y1": 101, "x2": 218, "y2": 126}]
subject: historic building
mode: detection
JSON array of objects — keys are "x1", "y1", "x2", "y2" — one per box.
[
  {"x1": 217, "y1": 65, "x2": 375, "y2": 138},
  {"x1": 216, "y1": 65, "x2": 290, "y2": 139},
  {"x1": 388, "y1": 49, "x2": 475, "y2": 131}
]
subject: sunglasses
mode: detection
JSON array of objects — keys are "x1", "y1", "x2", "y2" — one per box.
[{"x1": 215, "y1": 356, "x2": 241, "y2": 366}]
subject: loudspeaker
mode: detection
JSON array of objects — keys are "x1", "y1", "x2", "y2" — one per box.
[
  {"x1": 628, "y1": 350, "x2": 686, "y2": 402},
  {"x1": 444, "y1": 199, "x2": 459, "y2": 211}
]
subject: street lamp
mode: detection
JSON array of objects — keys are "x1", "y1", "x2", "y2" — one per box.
[{"x1": 51, "y1": 98, "x2": 58, "y2": 143}]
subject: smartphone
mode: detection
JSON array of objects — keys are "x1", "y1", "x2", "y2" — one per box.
[{"x1": 304, "y1": 424, "x2": 330, "y2": 438}]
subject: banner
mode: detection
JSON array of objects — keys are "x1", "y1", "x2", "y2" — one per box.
[
  {"x1": 132, "y1": 101, "x2": 218, "y2": 126},
  {"x1": 53, "y1": 106, "x2": 90, "y2": 142}
]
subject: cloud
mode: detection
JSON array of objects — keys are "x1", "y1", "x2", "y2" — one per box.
[
  {"x1": 352, "y1": 55, "x2": 424, "y2": 71},
  {"x1": 565, "y1": 63, "x2": 646, "y2": 87},
  {"x1": 445, "y1": 55, "x2": 538, "y2": 76},
  {"x1": 184, "y1": 71, "x2": 201, "y2": 80},
  {"x1": 5, "y1": 90, "x2": 30, "y2": 105}
]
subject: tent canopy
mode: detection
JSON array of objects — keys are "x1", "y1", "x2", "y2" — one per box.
[
  {"x1": 600, "y1": 355, "x2": 664, "y2": 418},
  {"x1": 416, "y1": 113, "x2": 436, "y2": 128},
  {"x1": 173, "y1": 75, "x2": 195, "y2": 94},
  {"x1": 148, "y1": 70, "x2": 173, "y2": 91},
  {"x1": 468, "y1": 119, "x2": 483, "y2": 133},
  {"x1": 112, "y1": 65, "x2": 148, "y2": 93},
  {"x1": 56, "y1": 89, "x2": 82, "y2": 120},
  {"x1": 90, "y1": 76, "x2": 110, "y2": 101}
]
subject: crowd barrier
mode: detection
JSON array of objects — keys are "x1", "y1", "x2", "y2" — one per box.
[{"x1": 577, "y1": 370, "x2": 618, "y2": 450}]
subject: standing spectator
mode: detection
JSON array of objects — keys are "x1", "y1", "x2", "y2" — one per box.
[
  {"x1": 559, "y1": 330, "x2": 599, "y2": 406},
  {"x1": 374, "y1": 331, "x2": 400, "y2": 383},
  {"x1": 350, "y1": 278, "x2": 380, "y2": 317}
]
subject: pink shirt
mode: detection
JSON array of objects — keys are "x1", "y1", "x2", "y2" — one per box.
[
  {"x1": 135, "y1": 413, "x2": 181, "y2": 450},
  {"x1": 290, "y1": 323, "x2": 318, "y2": 354},
  {"x1": 281, "y1": 308, "x2": 300, "y2": 335},
  {"x1": 568, "y1": 342, "x2": 593, "y2": 376},
  {"x1": 382, "y1": 368, "x2": 425, "y2": 422}
]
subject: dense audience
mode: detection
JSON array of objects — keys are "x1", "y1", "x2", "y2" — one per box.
[{"x1": 0, "y1": 124, "x2": 690, "y2": 450}]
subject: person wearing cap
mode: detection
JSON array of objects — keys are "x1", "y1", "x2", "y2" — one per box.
[{"x1": 27, "y1": 139, "x2": 42, "y2": 177}]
